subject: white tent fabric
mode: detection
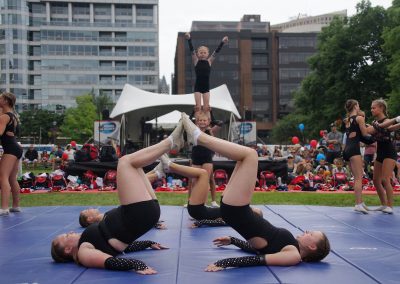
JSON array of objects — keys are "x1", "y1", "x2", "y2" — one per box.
[
  {"x1": 146, "y1": 110, "x2": 181, "y2": 129},
  {"x1": 110, "y1": 84, "x2": 241, "y2": 142},
  {"x1": 110, "y1": 83, "x2": 240, "y2": 119}
]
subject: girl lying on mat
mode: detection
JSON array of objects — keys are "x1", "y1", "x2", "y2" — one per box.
[
  {"x1": 50, "y1": 122, "x2": 189, "y2": 274},
  {"x1": 178, "y1": 112, "x2": 330, "y2": 270}
]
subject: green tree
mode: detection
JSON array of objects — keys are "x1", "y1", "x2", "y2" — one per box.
[
  {"x1": 60, "y1": 94, "x2": 97, "y2": 142},
  {"x1": 19, "y1": 109, "x2": 64, "y2": 143},
  {"x1": 272, "y1": 0, "x2": 390, "y2": 142},
  {"x1": 92, "y1": 90, "x2": 115, "y2": 119},
  {"x1": 383, "y1": 0, "x2": 400, "y2": 115}
]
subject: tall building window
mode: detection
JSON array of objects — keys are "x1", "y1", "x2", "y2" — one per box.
[{"x1": 252, "y1": 39, "x2": 268, "y2": 50}]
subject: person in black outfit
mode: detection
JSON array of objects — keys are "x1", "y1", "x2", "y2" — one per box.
[
  {"x1": 179, "y1": 112, "x2": 330, "y2": 270},
  {"x1": 369, "y1": 99, "x2": 397, "y2": 214},
  {"x1": 190, "y1": 111, "x2": 221, "y2": 208},
  {"x1": 23, "y1": 144, "x2": 39, "y2": 169},
  {"x1": 185, "y1": 32, "x2": 228, "y2": 119},
  {"x1": 0, "y1": 92, "x2": 23, "y2": 216},
  {"x1": 50, "y1": 120, "x2": 187, "y2": 274},
  {"x1": 342, "y1": 100, "x2": 371, "y2": 214}
]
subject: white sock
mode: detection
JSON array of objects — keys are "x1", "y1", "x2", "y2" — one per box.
[
  {"x1": 155, "y1": 170, "x2": 163, "y2": 179},
  {"x1": 193, "y1": 128, "x2": 201, "y2": 145},
  {"x1": 168, "y1": 136, "x2": 174, "y2": 149}
]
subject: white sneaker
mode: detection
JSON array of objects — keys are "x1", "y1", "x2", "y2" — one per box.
[
  {"x1": 160, "y1": 154, "x2": 172, "y2": 173},
  {"x1": 169, "y1": 120, "x2": 185, "y2": 151},
  {"x1": 0, "y1": 209, "x2": 10, "y2": 216},
  {"x1": 9, "y1": 207, "x2": 22, "y2": 213},
  {"x1": 361, "y1": 203, "x2": 370, "y2": 211},
  {"x1": 153, "y1": 162, "x2": 166, "y2": 179},
  {"x1": 372, "y1": 205, "x2": 387, "y2": 211},
  {"x1": 354, "y1": 204, "x2": 368, "y2": 214},
  {"x1": 382, "y1": 207, "x2": 393, "y2": 214},
  {"x1": 181, "y1": 112, "x2": 200, "y2": 146},
  {"x1": 210, "y1": 201, "x2": 219, "y2": 208},
  {"x1": 183, "y1": 203, "x2": 188, "y2": 208}
]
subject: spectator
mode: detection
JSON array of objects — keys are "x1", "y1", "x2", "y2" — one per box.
[
  {"x1": 51, "y1": 145, "x2": 64, "y2": 170},
  {"x1": 363, "y1": 142, "x2": 376, "y2": 168},
  {"x1": 63, "y1": 144, "x2": 75, "y2": 165},
  {"x1": 326, "y1": 123, "x2": 343, "y2": 164},
  {"x1": 315, "y1": 158, "x2": 330, "y2": 173},
  {"x1": 273, "y1": 146, "x2": 283, "y2": 158},
  {"x1": 23, "y1": 144, "x2": 39, "y2": 169},
  {"x1": 40, "y1": 150, "x2": 50, "y2": 168}
]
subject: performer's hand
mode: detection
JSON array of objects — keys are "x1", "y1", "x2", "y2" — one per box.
[
  {"x1": 136, "y1": 267, "x2": 157, "y2": 275},
  {"x1": 150, "y1": 243, "x2": 169, "y2": 250},
  {"x1": 185, "y1": 32, "x2": 191, "y2": 39},
  {"x1": 213, "y1": 236, "x2": 231, "y2": 247},
  {"x1": 205, "y1": 264, "x2": 224, "y2": 272},
  {"x1": 155, "y1": 222, "x2": 167, "y2": 230},
  {"x1": 222, "y1": 36, "x2": 228, "y2": 43}
]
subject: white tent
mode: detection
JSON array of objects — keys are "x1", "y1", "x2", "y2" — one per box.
[
  {"x1": 110, "y1": 84, "x2": 241, "y2": 144},
  {"x1": 146, "y1": 110, "x2": 181, "y2": 129}
]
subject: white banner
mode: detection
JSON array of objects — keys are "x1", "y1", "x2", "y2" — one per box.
[
  {"x1": 94, "y1": 120, "x2": 121, "y2": 145},
  {"x1": 231, "y1": 121, "x2": 257, "y2": 146}
]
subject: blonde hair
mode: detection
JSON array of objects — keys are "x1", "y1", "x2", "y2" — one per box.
[
  {"x1": 372, "y1": 98, "x2": 388, "y2": 117},
  {"x1": 1, "y1": 92, "x2": 20, "y2": 123}
]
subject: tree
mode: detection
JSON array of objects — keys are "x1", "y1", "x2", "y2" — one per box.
[
  {"x1": 383, "y1": 0, "x2": 400, "y2": 115},
  {"x1": 272, "y1": 0, "x2": 390, "y2": 142},
  {"x1": 60, "y1": 94, "x2": 97, "y2": 142},
  {"x1": 19, "y1": 109, "x2": 64, "y2": 144},
  {"x1": 92, "y1": 90, "x2": 115, "y2": 120}
]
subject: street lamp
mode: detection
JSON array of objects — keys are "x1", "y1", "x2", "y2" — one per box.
[{"x1": 52, "y1": 121, "x2": 57, "y2": 144}]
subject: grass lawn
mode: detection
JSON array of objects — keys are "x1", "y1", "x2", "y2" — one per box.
[
  {"x1": 19, "y1": 165, "x2": 399, "y2": 208},
  {"x1": 18, "y1": 191, "x2": 399, "y2": 208}
]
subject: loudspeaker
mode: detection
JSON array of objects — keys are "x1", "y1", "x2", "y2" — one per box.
[
  {"x1": 245, "y1": 110, "x2": 252, "y2": 120},
  {"x1": 102, "y1": 109, "x2": 110, "y2": 120},
  {"x1": 144, "y1": 123, "x2": 152, "y2": 133}
]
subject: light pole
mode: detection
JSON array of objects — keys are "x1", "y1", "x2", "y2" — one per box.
[{"x1": 52, "y1": 121, "x2": 57, "y2": 145}]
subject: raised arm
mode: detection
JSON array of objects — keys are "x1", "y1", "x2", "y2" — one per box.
[
  {"x1": 185, "y1": 32, "x2": 198, "y2": 65},
  {"x1": 209, "y1": 36, "x2": 228, "y2": 64}
]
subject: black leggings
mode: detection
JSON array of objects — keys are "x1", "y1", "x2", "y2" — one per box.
[{"x1": 187, "y1": 204, "x2": 221, "y2": 220}]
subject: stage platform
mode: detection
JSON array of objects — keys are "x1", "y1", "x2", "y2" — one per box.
[{"x1": 1, "y1": 205, "x2": 399, "y2": 284}]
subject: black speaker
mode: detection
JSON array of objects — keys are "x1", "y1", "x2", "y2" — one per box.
[
  {"x1": 144, "y1": 123, "x2": 152, "y2": 133},
  {"x1": 102, "y1": 109, "x2": 110, "y2": 120},
  {"x1": 245, "y1": 110, "x2": 252, "y2": 120}
]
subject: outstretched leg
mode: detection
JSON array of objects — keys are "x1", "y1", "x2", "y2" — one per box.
[
  {"x1": 181, "y1": 113, "x2": 258, "y2": 206},
  {"x1": 117, "y1": 122, "x2": 184, "y2": 205}
]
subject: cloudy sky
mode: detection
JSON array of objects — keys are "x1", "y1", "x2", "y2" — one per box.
[{"x1": 158, "y1": 0, "x2": 393, "y2": 87}]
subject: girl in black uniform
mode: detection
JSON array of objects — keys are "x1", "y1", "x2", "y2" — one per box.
[
  {"x1": 180, "y1": 112, "x2": 330, "y2": 270},
  {"x1": 185, "y1": 32, "x2": 228, "y2": 118},
  {"x1": 190, "y1": 111, "x2": 220, "y2": 208},
  {"x1": 50, "y1": 121, "x2": 186, "y2": 274},
  {"x1": 369, "y1": 99, "x2": 397, "y2": 214},
  {"x1": 342, "y1": 100, "x2": 371, "y2": 214},
  {"x1": 0, "y1": 92, "x2": 23, "y2": 216}
]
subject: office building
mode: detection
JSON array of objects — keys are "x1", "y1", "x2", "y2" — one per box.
[
  {"x1": 0, "y1": 0, "x2": 159, "y2": 112},
  {"x1": 173, "y1": 12, "x2": 345, "y2": 140}
]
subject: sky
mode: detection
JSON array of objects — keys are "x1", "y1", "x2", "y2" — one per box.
[{"x1": 158, "y1": 0, "x2": 393, "y2": 87}]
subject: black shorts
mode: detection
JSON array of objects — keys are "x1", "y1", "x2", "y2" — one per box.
[{"x1": 187, "y1": 204, "x2": 221, "y2": 220}]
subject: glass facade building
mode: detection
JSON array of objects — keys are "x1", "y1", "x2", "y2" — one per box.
[{"x1": 0, "y1": 0, "x2": 159, "y2": 112}]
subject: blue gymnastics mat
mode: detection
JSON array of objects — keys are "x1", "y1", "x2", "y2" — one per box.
[{"x1": 1, "y1": 205, "x2": 399, "y2": 284}]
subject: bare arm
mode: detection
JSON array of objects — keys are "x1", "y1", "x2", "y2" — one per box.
[
  {"x1": 77, "y1": 242, "x2": 114, "y2": 269},
  {"x1": 387, "y1": 123, "x2": 400, "y2": 132},
  {"x1": 377, "y1": 117, "x2": 397, "y2": 128},
  {"x1": 356, "y1": 115, "x2": 369, "y2": 136},
  {"x1": 265, "y1": 245, "x2": 302, "y2": 266}
]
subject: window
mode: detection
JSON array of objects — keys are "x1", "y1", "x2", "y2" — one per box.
[
  {"x1": 252, "y1": 39, "x2": 268, "y2": 50},
  {"x1": 252, "y1": 54, "x2": 268, "y2": 66}
]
